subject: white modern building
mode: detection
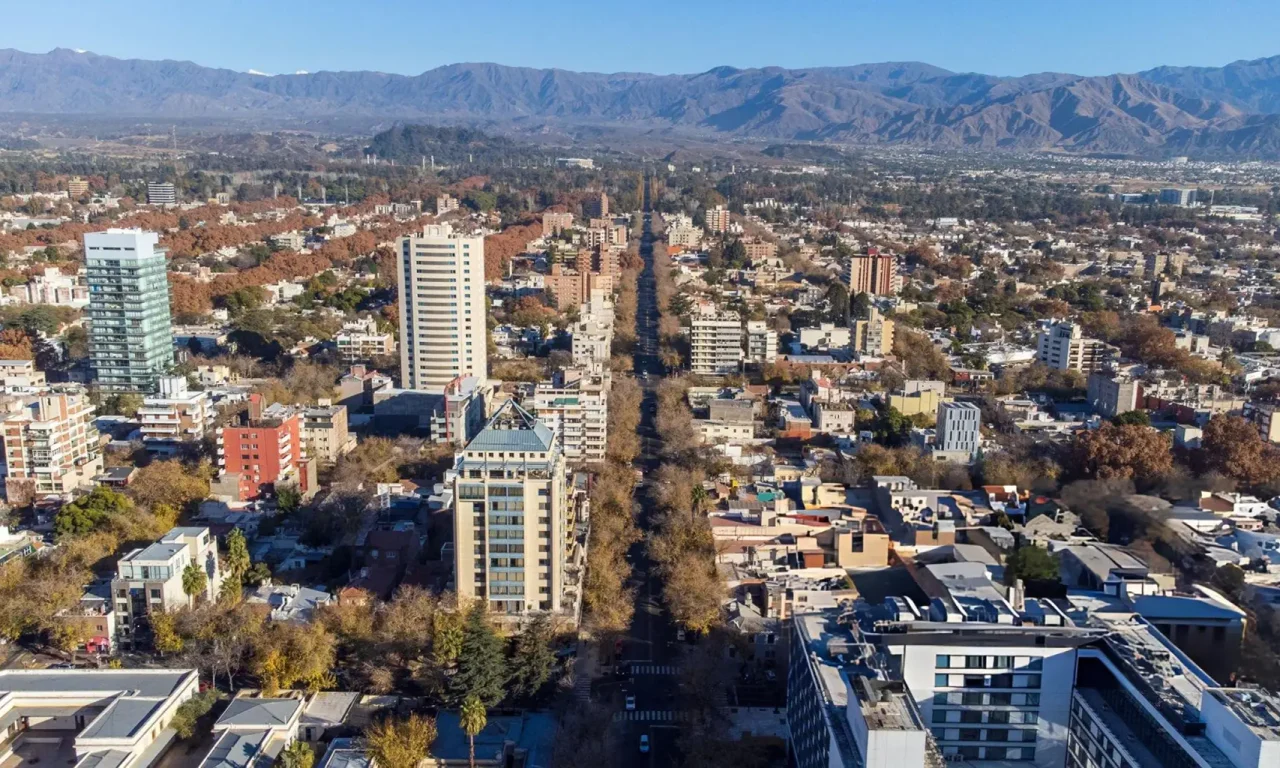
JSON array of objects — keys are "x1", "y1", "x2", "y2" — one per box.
[
  {"x1": 139, "y1": 375, "x2": 216, "y2": 453},
  {"x1": 746, "y1": 320, "x2": 778, "y2": 364},
  {"x1": 397, "y1": 224, "x2": 487, "y2": 393},
  {"x1": 1036, "y1": 322, "x2": 1113, "y2": 373},
  {"x1": 798, "y1": 323, "x2": 852, "y2": 351},
  {"x1": 936, "y1": 401, "x2": 982, "y2": 459},
  {"x1": 335, "y1": 318, "x2": 395, "y2": 362},
  {"x1": 531, "y1": 369, "x2": 609, "y2": 463},
  {"x1": 111, "y1": 527, "x2": 222, "y2": 649},
  {"x1": 690, "y1": 313, "x2": 743, "y2": 375}
]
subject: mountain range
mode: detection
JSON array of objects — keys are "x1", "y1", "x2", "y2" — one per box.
[{"x1": 6, "y1": 48, "x2": 1280, "y2": 157}]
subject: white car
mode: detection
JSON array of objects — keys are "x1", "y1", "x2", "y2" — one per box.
[
  {"x1": 639, "y1": 734, "x2": 650, "y2": 753},
  {"x1": 625, "y1": 694, "x2": 636, "y2": 710}
]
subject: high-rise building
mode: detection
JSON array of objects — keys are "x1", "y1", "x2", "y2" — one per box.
[
  {"x1": 690, "y1": 313, "x2": 744, "y2": 375},
  {"x1": 847, "y1": 251, "x2": 898, "y2": 296},
  {"x1": 583, "y1": 191, "x2": 609, "y2": 219},
  {"x1": 937, "y1": 401, "x2": 982, "y2": 459},
  {"x1": 706, "y1": 204, "x2": 731, "y2": 233},
  {"x1": 1036, "y1": 322, "x2": 1114, "y2": 373},
  {"x1": 397, "y1": 224, "x2": 487, "y2": 393},
  {"x1": 85, "y1": 229, "x2": 174, "y2": 392},
  {"x1": 0, "y1": 387, "x2": 103, "y2": 504},
  {"x1": 146, "y1": 182, "x2": 177, "y2": 206},
  {"x1": 451, "y1": 401, "x2": 581, "y2": 621}
]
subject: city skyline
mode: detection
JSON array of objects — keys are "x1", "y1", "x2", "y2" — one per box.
[{"x1": 3, "y1": 0, "x2": 1279, "y2": 79}]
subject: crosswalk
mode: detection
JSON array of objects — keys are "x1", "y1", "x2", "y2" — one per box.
[
  {"x1": 612, "y1": 710, "x2": 692, "y2": 723},
  {"x1": 628, "y1": 664, "x2": 678, "y2": 675}
]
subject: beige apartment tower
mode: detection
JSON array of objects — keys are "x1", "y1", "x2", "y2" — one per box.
[
  {"x1": 452, "y1": 402, "x2": 573, "y2": 619},
  {"x1": 397, "y1": 224, "x2": 487, "y2": 393}
]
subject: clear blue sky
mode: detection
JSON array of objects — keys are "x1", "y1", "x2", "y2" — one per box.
[{"x1": 3, "y1": 0, "x2": 1278, "y2": 77}]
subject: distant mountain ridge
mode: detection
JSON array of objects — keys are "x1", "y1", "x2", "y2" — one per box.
[{"x1": 5, "y1": 48, "x2": 1280, "y2": 157}]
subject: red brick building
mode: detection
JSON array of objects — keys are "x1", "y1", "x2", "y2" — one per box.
[{"x1": 216, "y1": 394, "x2": 312, "y2": 501}]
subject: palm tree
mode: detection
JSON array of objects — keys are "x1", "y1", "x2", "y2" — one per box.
[
  {"x1": 278, "y1": 740, "x2": 315, "y2": 768},
  {"x1": 460, "y1": 695, "x2": 487, "y2": 768},
  {"x1": 181, "y1": 562, "x2": 208, "y2": 605}
]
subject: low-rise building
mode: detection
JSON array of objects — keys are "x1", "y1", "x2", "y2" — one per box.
[
  {"x1": 0, "y1": 359, "x2": 45, "y2": 390},
  {"x1": 112, "y1": 527, "x2": 222, "y2": 649},
  {"x1": 334, "y1": 318, "x2": 395, "y2": 362},
  {"x1": 0, "y1": 669, "x2": 200, "y2": 766}
]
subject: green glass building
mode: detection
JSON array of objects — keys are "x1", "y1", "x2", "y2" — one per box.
[{"x1": 85, "y1": 229, "x2": 174, "y2": 392}]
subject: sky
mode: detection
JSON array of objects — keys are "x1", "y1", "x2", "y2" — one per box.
[{"x1": 3, "y1": 0, "x2": 1279, "y2": 78}]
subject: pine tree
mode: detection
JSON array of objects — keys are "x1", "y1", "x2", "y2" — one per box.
[
  {"x1": 509, "y1": 613, "x2": 556, "y2": 700},
  {"x1": 450, "y1": 603, "x2": 506, "y2": 707}
]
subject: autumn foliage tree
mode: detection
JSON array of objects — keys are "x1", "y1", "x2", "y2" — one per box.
[
  {"x1": 1198, "y1": 415, "x2": 1280, "y2": 491},
  {"x1": 1069, "y1": 423, "x2": 1172, "y2": 484}
]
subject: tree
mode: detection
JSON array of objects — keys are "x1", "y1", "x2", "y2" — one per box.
[
  {"x1": 182, "y1": 562, "x2": 208, "y2": 603},
  {"x1": 54, "y1": 487, "x2": 132, "y2": 537},
  {"x1": 1112, "y1": 410, "x2": 1150, "y2": 427},
  {"x1": 1004, "y1": 546, "x2": 1060, "y2": 586},
  {"x1": 277, "y1": 740, "x2": 315, "y2": 768},
  {"x1": 252, "y1": 621, "x2": 336, "y2": 695},
  {"x1": 364, "y1": 714, "x2": 438, "y2": 768},
  {"x1": 461, "y1": 694, "x2": 488, "y2": 768},
  {"x1": 825, "y1": 282, "x2": 850, "y2": 325},
  {"x1": 450, "y1": 602, "x2": 506, "y2": 707},
  {"x1": 244, "y1": 562, "x2": 272, "y2": 588},
  {"x1": 128, "y1": 460, "x2": 212, "y2": 512},
  {"x1": 169, "y1": 690, "x2": 216, "y2": 739},
  {"x1": 151, "y1": 610, "x2": 185, "y2": 655},
  {"x1": 1199, "y1": 415, "x2": 1280, "y2": 490},
  {"x1": 101, "y1": 393, "x2": 143, "y2": 418},
  {"x1": 509, "y1": 613, "x2": 556, "y2": 700},
  {"x1": 1069, "y1": 423, "x2": 1172, "y2": 484},
  {"x1": 225, "y1": 528, "x2": 251, "y2": 583}
]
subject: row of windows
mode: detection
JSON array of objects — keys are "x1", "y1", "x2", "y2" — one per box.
[
  {"x1": 934, "y1": 673, "x2": 1041, "y2": 689},
  {"x1": 933, "y1": 691, "x2": 1041, "y2": 707},
  {"x1": 933, "y1": 709, "x2": 1038, "y2": 725},
  {"x1": 938, "y1": 745, "x2": 1035, "y2": 761},
  {"x1": 931, "y1": 726, "x2": 1036, "y2": 743},
  {"x1": 937, "y1": 654, "x2": 1043, "y2": 671}
]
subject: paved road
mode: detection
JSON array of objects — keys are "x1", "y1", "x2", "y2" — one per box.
[{"x1": 615, "y1": 178, "x2": 683, "y2": 767}]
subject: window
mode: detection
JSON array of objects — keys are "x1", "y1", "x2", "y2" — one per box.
[
  {"x1": 936, "y1": 654, "x2": 951, "y2": 669},
  {"x1": 935, "y1": 674, "x2": 950, "y2": 687}
]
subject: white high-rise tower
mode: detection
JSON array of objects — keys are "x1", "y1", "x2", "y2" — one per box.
[{"x1": 397, "y1": 224, "x2": 487, "y2": 392}]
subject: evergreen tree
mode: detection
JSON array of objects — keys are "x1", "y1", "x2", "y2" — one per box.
[
  {"x1": 450, "y1": 603, "x2": 506, "y2": 707},
  {"x1": 509, "y1": 613, "x2": 556, "y2": 700}
]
